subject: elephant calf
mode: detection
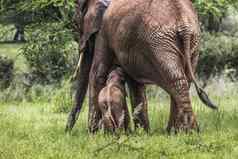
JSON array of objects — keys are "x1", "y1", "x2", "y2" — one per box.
[{"x1": 98, "y1": 67, "x2": 130, "y2": 132}]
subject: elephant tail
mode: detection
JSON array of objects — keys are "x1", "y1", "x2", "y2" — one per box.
[{"x1": 182, "y1": 32, "x2": 218, "y2": 110}]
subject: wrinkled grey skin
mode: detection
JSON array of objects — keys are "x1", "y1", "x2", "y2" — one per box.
[
  {"x1": 88, "y1": 0, "x2": 217, "y2": 133},
  {"x1": 66, "y1": 0, "x2": 149, "y2": 133}
]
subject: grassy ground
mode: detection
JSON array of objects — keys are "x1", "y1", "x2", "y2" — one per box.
[{"x1": 0, "y1": 94, "x2": 238, "y2": 159}]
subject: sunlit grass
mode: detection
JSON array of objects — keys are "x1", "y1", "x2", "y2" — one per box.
[{"x1": 0, "y1": 93, "x2": 238, "y2": 159}]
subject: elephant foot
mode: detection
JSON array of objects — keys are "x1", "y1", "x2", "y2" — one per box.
[
  {"x1": 167, "y1": 111, "x2": 199, "y2": 134},
  {"x1": 65, "y1": 108, "x2": 78, "y2": 133}
]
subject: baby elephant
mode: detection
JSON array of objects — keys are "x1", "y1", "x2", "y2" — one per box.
[{"x1": 98, "y1": 67, "x2": 130, "y2": 132}]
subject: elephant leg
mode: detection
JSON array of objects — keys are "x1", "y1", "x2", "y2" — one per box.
[
  {"x1": 154, "y1": 55, "x2": 198, "y2": 132},
  {"x1": 128, "y1": 79, "x2": 150, "y2": 132},
  {"x1": 166, "y1": 96, "x2": 177, "y2": 133},
  {"x1": 167, "y1": 81, "x2": 198, "y2": 132},
  {"x1": 167, "y1": 78, "x2": 199, "y2": 133},
  {"x1": 65, "y1": 44, "x2": 93, "y2": 132},
  {"x1": 88, "y1": 34, "x2": 113, "y2": 133},
  {"x1": 124, "y1": 105, "x2": 131, "y2": 132}
]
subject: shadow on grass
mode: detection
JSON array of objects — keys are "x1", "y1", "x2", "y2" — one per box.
[{"x1": 0, "y1": 40, "x2": 26, "y2": 44}]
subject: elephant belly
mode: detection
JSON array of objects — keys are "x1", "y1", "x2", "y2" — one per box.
[
  {"x1": 106, "y1": 2, "x2": 180, "y2": 85},
  {"x1": 114, "y1": 50, "x2": 159, "y2": 85}
]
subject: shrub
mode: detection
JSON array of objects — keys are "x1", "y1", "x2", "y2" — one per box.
[
  {"x1": 21, "y1": 22, "x2": 78, "y2": 84},
  {"x1": 0, "y1": 25, "x2": 16, "y2": 42},
  {"x1": 197, "y1": 32, "x2": 238, "y2": 82},
  {"x1": 220, "y1": 8, "x2": 238, "y2": 35},
  {"x1": 0, "y1": 73, "x2": 66, "y2": 103},
  {"x1": 0, "y1": 55, "x2": 14, "y2": 89}
]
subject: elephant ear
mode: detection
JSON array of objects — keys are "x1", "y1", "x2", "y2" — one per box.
[
  {"x1": 76, "y1": 0, "x2": 88, "y2": 11},
  {"x1": 73, "y1": 0, "x2": 88, "y2": 42},
  {"x1": 80, "y1": 1, "x2": 106, "y2": 51}
]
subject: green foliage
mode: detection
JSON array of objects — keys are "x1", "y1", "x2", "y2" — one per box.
[
  {"x1": 0, "y1": 0, "x2": 75, "y2": 24},
  {"x1": 0, "y1": 0, "x2": 65, "y2": 24},
  {"x1": 0, "y1": 43, "x2": 26, "y2": 71},
  {"x1": 193, "y1": 0, "x2": 237, "y2": 17},
  {"x1": 0, "y1": 24, "x2": 15, "y2": 41},
  {"x1": 21, "y1": 22, "x2": 78, "y2": 84},
  {"x1": 0, "y1": 0, "x2": 78, "y2": 82},
  {"x1": 221, "y1": 8, "x2": 238, "y2": 35},
  {"x1": 0, "y1": 74, "x2": 54, "y2": 103},
  {"x1": 0, "y1": 55, "x2": 14, "y2": 89},
  {"x1": 197, "y1": 32, "x2": 238, "y2": 81},
  {"x1": 0, "y1": 42, "x2": 78, "y2": 104},
  {"x1": 0, "y1": 0, "x2": 75, "y2": 41},
  {"x1": 193, "y1": 0, "x2": 238, "y2": 31}
]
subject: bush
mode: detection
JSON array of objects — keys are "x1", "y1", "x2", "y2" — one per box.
[
  {"x1": 0, "y1": 77, "x2": 75, "y2": 112},
  {"x1": 0, "y1": 25, "x2": 16, "y2": 42},
  {"x1": 21, "y1": 22, "x2": 78, "y2": 84},
  {"x1": 220, "y1": 8, "x2": 238, "y2": 35},
  {"x1": 0, "y1": 55, "x2": 14, "y2": 89},
  {"x1": 197, "y1": 32, "x2": 238, "y2": 82},
  {"x1": 0, "y1": 73, "x2": 54, "y2": 103}
]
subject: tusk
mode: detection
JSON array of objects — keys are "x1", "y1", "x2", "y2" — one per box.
[{"x1": 71, "y1": 51, "x2": 84, "y2": 81}]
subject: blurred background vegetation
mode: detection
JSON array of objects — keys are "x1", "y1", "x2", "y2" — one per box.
[{"x1": 0, "y1": 0, "x2": 238, "y2": 112}]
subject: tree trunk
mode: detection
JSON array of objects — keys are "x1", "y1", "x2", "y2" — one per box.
[{"x1": 14, "y1": 25, "x2": 25, "y2": 42}]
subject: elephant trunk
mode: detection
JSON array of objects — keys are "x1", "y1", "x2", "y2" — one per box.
[
  {"x1": 65, "y1": 40, "x2": 95, "y2": 132},
  {"x1": 183, "y1": 33, "x2": 217, "y2": 110}
]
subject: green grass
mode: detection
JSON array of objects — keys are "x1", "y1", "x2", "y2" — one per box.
[
  {"x1": 0, "y1": 94, "x2": 238, "y2": 159},
  {"x1": 0, "y1": 43, "x2": 27, "y2": 71},
  {"x1": 0, "y1": 43, "x2": 238, "y2": 158}
]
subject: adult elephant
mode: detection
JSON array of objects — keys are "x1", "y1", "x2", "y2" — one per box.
[
  {"x1": 67, "y1": 0, "x2": 217, "y2": 133},
  {"x1": 87, "y1": 0, "x2": 218, "y2": 132},
  {"x1": 66, "y1": 0, "x2": 150, "y2": 133}
]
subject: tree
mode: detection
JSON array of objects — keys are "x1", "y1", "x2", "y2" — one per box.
[
  {"x1": 193, "y1": 0, "x2": 238, "y2": 32},
  {"x1": 0, "y1": 0, "x2": 65, "y2": 42}
]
